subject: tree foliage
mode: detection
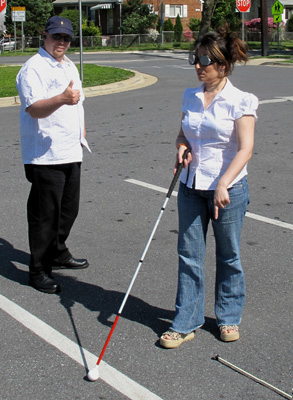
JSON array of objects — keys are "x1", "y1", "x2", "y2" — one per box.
[
  {"x1": 188, "y1": 18, "x2": 201, "y2": 32},
  {"x1": 211, "y1": 0, "x2": 241, "y2": 32},
  {"x1": 121, "y1": 0, "x2": 157, "y2": 34},
  {"x1": 199, "y1": 0, "x2": 242, "y2": 40},
  {"x1": 5, "y1": 0, "x2": 53, "y2": 36},
  {"x1": 163, "y1": 18, "x2": 174, "y2": 31}
]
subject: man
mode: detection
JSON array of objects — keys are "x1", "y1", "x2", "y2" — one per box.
[{"x1": 16, "y1": 16, "x2": 90, "y2": 294}]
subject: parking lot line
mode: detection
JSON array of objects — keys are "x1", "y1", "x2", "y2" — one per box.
[
  {"x1": 0, "y1": 294, "x2": 163, "y2": 400},
  {"x1": 125, "y1": 179, "x2": 293, "y2": 231}
]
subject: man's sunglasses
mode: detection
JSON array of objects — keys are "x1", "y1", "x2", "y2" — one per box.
[
  {"x1": 51, "y1": 33, "x2": 72, "y2": 42},
  {"x1": 189, "y1": 53, "x2": 217, "y2": 66}
]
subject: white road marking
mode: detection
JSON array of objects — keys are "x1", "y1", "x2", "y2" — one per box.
[
  {"x1": 0, "y1": 294, "x2": 163, "y2": 400},
  {"x1": 259, "y1": 96, "x2": 293, "y2": 104},
  {"x1": 125, "y1": 179, "x2": 293, "y2": 231}
]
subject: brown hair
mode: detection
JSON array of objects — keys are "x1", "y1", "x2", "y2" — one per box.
[{"x1": 194, "y1": 24, "x2": 248, "y2": 76}]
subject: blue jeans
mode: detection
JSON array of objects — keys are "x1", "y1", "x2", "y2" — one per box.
[{"x1": 171, "y1": 177, "x2": 249, "y2": 334}]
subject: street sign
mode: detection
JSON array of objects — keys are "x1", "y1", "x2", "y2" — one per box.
[
  {"x1": 0, "y1": 0, "x2": 6, "y2": 14},
  {"x1": 236, "y1": 0, "x2": 251, "y2": 13},
  {"x1": 12, "y1": 7, "x2": 26, "y2": 22},
  {"x1": 274, "y1": 14, "x2": 282, "y2": 23},
  {"x1": 272, "y1": 0, "x2": 283, "y2": 15}
]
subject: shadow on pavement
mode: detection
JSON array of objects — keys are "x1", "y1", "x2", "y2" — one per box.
[{"x1": 0, "y1": 237, "x2": 219, "y2": 340}]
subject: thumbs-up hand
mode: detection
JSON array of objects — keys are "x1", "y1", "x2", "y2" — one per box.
[{"x1": 63, "y1": 80, "x2": 81, "y2": 105}]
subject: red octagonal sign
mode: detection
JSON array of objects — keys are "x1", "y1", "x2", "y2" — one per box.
[
  {"x1": 236, "y1": 0, "x2": 251, "y2": 12},
  {"x1": 0, "y1": 0, "x2": 7, "y2": 13}
]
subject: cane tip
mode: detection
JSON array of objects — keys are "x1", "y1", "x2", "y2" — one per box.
[{"x1": 87, "y1": 366, "x2": 99, "y2": 381}]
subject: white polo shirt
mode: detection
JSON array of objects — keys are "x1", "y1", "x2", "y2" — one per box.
[
  {"x1": 180, "y1": 78, "x2": 258, "y2": 190},
  {"x1": 16, "y1": 47, "x2": 89, "y2": 165}
]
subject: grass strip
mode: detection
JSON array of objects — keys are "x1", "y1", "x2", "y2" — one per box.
[{"x1": 0, "y1": 64, "x2": 134, "y2": 97}]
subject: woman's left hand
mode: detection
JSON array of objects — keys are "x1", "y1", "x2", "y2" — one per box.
[{"x1": 214, "y1": 184, "x2": 230, "y2": 220}]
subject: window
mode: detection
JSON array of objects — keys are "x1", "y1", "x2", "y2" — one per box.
[
  {"x1": 170, "y1": 5, "x2": 183, "y2": 17},
  {"x1": 165, "y1": 4, "x2": 187, "y2": 18}
]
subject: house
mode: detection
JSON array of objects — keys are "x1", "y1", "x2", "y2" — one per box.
[
  {"x1": 53, "y1": 0, "x2": 203, "y2": 34},
  {"x1": 52, "y1": 0, "x2": 293, "y2": 36}
]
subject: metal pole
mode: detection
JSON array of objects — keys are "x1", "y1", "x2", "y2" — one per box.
[
  {"x1": 120, "y1": 1, "x2": 122, "y2": 46},
  {"x1": 242, "y1": 13, "x2": 245, "y2": 42},
  {"x1": 14, "y1": 22, "x2": 16, "y2": 54},
  {"x1": 21, "y1": 21, "x2": 24, "y2": 52},
  {"x1": 78, "y1": 0, "x2": 83, "y2": 82},
  {"x1": 277, "y1": 22, "x2": 280, "y2": 52}
]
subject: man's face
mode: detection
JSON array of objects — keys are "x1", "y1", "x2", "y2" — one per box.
[{"x1": 43, "y1": 32, "x2": 71, "y2": 62}]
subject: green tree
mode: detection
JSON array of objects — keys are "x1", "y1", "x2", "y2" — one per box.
[
  {"x1": 174, "y1": 14, "x2": 183, "y2": 42},
  {"x1": 188, "y1": 18, "x2": 201, "y2": 32},
  {"x1": 163, "y1": 18, "x2": 174, "y2": 31},
  {"x1": 121, "y1": 0, "x2": 157, "y2": 34},
  {"x1": 211, "y1": 0, "x2": 241, "y2": 31},
  {"x1": 5, "y1": 0, "x2": 53, "y2": 36}
]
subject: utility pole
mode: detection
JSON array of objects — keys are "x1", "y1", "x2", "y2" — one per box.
[{"x1": 260, "y1": 0, "x2": 269, "y2": 56}]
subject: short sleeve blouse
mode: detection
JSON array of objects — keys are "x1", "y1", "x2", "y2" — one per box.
[{"x1": 180, "y1": 78, "x2": 258, "y2": 190}]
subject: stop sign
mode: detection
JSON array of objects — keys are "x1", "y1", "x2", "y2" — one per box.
[
  {"x1": 0, "y1": 0, "x2": 6, "y2": 13},
  {"x1": 236, "y1": 0, "x2": 251, "y2": 12}
]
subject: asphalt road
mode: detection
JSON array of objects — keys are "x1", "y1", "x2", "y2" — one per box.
[{"x1": 0, "y1": 51, "x2": 292, "y2": 400}]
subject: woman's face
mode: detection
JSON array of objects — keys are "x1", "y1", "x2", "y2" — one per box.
[{"x1": 194, "y1": 46, "x2": 224, "y2": 83}]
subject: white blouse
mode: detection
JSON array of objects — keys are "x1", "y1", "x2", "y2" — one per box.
[{"x1": 180, "y1": 78, "x2": 258, "y2": 190}]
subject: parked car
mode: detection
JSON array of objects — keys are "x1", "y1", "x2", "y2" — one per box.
[{"x1": 0, "y1": 38, "x2": 16, "y2": 51}]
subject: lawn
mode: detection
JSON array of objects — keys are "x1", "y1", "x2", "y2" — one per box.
[{"x1": 0, "y1": 64, "x2": 134, "y2": 98}]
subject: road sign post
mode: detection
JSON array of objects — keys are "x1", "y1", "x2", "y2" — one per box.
[
  {"x1": 11, "y1": 7, "x2": 26, "y2": 53},
  {"x1": 236, "y1": 0, "x2": 251, "y2": 41},
  {"x1": 272, "y1": 0, "x2": 284, "y2": 51}
]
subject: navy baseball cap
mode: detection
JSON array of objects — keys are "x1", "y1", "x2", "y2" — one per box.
[{"x1": 45, "y1": 16, "x2": 74, "y2": 37}]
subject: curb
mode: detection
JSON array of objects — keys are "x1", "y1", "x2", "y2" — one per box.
[{"x1": 0, "y1": 70, "x2": 158, "y2": 108}]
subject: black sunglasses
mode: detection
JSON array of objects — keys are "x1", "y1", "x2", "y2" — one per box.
[
  {"x1": 189, "y1": 54, "x2": 217, "y2": 67},
  {"x1": 51, "y1": 33, "x2": 72, "y2": 42}
]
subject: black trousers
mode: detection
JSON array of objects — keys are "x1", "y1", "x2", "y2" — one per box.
[{"x1": 24, "y1": 163, "x2": 81, "y2": 275}]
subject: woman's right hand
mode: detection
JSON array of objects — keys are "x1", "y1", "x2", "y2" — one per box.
[{"x1": 174, "y1": 145, "x2": 192, "y2": 175}]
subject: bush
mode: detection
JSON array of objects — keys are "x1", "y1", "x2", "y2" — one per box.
[
  {"x1": 163, "y1": 18, "x2": 174, "y2": 31},
  {"x1": 82, "y1": 21, "x2": 101, "y2": 37},
  {"x1": 245, "y1": 17, "x2": 277, "y2": 32},
  {"x1": 188, "y1": 17, "x2": 201, "y2": 32},
  {"x1": 174, "y1": 14, "x2": 183, "y2": 42}
]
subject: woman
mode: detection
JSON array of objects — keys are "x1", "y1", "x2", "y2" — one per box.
[{"x1": 160, "y1": 26, "x2": 258, "y2": 349}]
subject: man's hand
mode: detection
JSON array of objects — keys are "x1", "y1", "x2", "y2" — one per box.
[{"x1": 63, "y1": 80, "x2": 80, "y2": 105}]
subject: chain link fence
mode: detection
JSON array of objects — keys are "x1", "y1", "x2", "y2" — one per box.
[{"x1": 1, "y1": 31, "x2": 293, "y2": 52}]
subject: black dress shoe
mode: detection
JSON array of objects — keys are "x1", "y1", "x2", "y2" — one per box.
[
  {"x1": 52, "y1": 258, "x2": 89, "y2": 270},
  {"x1": 29, "y1": 273, "x2": 61, "y2": 294}
]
